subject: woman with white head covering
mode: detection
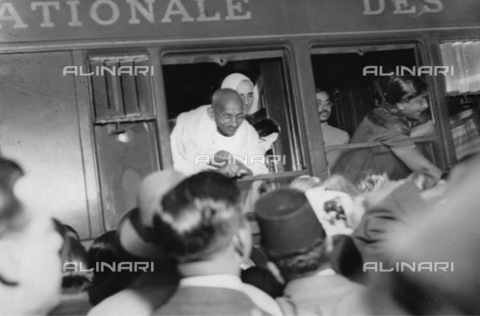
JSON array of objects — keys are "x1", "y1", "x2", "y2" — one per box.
[{"x1": 221, "y1": 73, "x2": 256, "y2": 115}]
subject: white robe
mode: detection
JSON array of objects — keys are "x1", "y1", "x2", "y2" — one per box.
[{"x1": 170, "y1": 105, "x2": 269, "y2": 176}]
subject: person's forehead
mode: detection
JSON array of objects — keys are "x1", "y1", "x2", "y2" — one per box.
[
  {"x1": 237, "y1": 80, "x2": 254, "y2": 92},
  {"x1": 217, "y1": 99, "x2": 243, "y2": 114},
  {"x1": 316, "y1": 91, "x2": 329, "y2": 100}
]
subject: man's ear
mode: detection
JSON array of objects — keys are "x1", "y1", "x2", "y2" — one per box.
[
  {"x1": 207, "y1": 106, "x2": 216, "y2": 120},
  {"x1": 235, "y1": 225, "x2": 252, "y2": 262},
  {"x1": 266, "y1": 261, "x2": 285, "y2": 285}
]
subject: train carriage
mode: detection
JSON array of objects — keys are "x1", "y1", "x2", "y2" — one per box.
[{"x1": 1, "y1": 0, "x2": 479, "y2": 240}]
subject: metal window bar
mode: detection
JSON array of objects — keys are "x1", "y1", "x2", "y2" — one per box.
[{"x1": 89, "y1": 55, "x2": 153, "y2": 123}]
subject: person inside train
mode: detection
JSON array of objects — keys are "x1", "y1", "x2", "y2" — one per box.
[
  {"x1": 222, "y1": 73, "x2": 279, "y2": 152},
  {"x1": 254, "y1": 188, "x2": 371, "y2": 315},
  {"x1": 221, "y1": 73, "x2": 256, "y2": 116},
  {"x1": 170, "y1": 88, "x2": 269, "y2": 178},
  {"x1": 152, "y1": 171, "x2": 282, "y2": 315},
  {"x1": 0, "y1": 182, "x2": 63, "y2": 315},
  {"x1": 315, "y1": 89, "x2": 350, "y2": 168},
  {"x1": 332, "y1": 75, "x2": 442, "y2": 184}
]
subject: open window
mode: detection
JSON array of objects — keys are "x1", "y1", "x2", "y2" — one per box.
[
  {"x1": 440, "y1": 41, "x2": 480, "y2": 160},
  {"x1": 310, "y1": 44, "x2": 440, "y2": 178},
  {"x1": 162, "y1": 49, "x2": 306, "y2": 180}
]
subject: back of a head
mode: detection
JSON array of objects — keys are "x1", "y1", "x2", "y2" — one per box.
[
  {"x1": 254, "y1": 188, "x2": 327, "y2": 280},
  {"x1": 88, "y1": 230, "x2": 138, "y2": 287},
  {"x1": 156, "y1": 171, "x2": 243, "y2": 262},
  {"x1": 377, "y1": 75, "x2": 427, "y2": 105}
]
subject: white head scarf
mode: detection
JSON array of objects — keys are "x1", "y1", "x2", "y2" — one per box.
[
  {"x1": 221, "y1": 73, "x2": 259, "y2": 115},
  {"x1": 221, "y1": 73, "x2": 253, "y2": 90}
]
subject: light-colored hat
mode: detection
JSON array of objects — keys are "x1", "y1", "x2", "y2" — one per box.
[{"x1": 117, "y1": 169, "x2": 185, "y2": 259}]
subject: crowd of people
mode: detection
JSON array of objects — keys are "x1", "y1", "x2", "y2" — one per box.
[{"x1": 1, "y1": 73, "x2": 480, "y2": 315}]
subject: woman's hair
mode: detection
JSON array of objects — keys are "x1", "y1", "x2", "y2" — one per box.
[
  {"x1": 157, "y1": 171, "x2": 243, "y2": 262},
  {"x1": 375, "y1": 75, "x2": 428, "y2": 105},
  {"x1": 87, "y1": 230, "x2": 136, "y2": 287}
]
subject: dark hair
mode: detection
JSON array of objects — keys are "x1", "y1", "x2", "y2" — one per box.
[
  {"x1": 376, "y1": 76, "x2": 428, "y2": 105},
  {"x1": 266, "y1": 239, "x2": 329, "y2": 281},
  {"x1": 156, "y1": 171, "x2": 243, "y2": 262},
  {"x1": 53, "y1": 219, "x2": 91, "y2": 293},
  {"x1": 87, "y1": 230, "x2": 138, "y2": 287},
  {"x1": 315, "y1": 88, "x2": 329, "y2": 95}
]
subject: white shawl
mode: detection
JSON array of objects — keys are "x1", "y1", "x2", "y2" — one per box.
[{"x1": 170, "y1": 105, "x2": 269, "y2": 176}]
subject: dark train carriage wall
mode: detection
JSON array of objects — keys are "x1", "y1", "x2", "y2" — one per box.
[{"x1": 1, "y1": 0, "x2": 480, "y2": 239}]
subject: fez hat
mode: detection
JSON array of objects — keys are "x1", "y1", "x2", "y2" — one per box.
[
  {"x1": 254, "y1": 188, "x2": 326, "y2": 256},
  {"x1": 117, "y1": 169, "x2": 185, "y2": 259}
]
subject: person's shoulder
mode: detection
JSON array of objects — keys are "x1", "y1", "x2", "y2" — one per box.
[
  {"x1": 324, "y1": 124, "x2": 350, "y2": 142},
  {"x1": 177, "y1": 105, "x2": 210, "y2": 121},
  {"x1": 87, "y1": 289, "x2": 153, "y2": 316}
]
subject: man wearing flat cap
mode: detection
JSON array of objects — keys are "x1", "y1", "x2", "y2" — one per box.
[{"x1": 254, "y1": 188, "x2": 371, "y2": 315}]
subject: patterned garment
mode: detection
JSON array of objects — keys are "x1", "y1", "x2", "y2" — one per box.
[
  {"x1": 332, "y1": 103, "x2": 414, "y2": 183},
  {"x1": 366, "y1": 102, "x2": 411, "y2": 136},
  {"x1": 450, "y1": 108, "x2": 480, "y2": 160}
]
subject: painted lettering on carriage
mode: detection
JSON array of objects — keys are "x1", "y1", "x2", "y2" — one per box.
[
  {"x1": 363, "y1": 0, "x2": 443, "y2": 16},
  {"x1": 0, "y1": 0, "x2": 252, "y2": 29}
]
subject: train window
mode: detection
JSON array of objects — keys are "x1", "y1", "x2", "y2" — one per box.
[
  {"x1": 440, "y1": 41, "x2": 480, "y2": 94},
  {"x1": 310, "y1": 45, "x2": 440, "y2": 181},
  {"x1": 88, "y1": 54, "x2": 161, "y2": 230},
  {"x1": 162, "y1": 49, "x2": 306, "y2": 178},
  {"x1": 440, "y1": 41, "x2": 480, "y2": 160}
]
